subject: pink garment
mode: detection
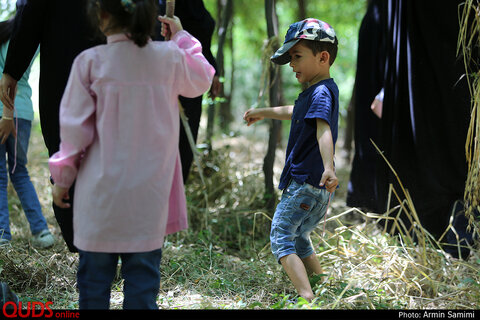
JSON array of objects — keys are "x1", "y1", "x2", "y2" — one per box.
[{"x1": 49, "y1": 31, "x2": 215, "y2": 253}]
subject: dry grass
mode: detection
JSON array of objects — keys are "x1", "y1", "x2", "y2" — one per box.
[
  {"x1": 459, "y1": 0, "x2": 480, "y2": 230},
  {"x1": 0, "y1": 117, "x2": 478, "y2": 310}
]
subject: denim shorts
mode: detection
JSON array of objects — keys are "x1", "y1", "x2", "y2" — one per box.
[{"x1": 270, "y1": 180, "x2": 333, "y2": 262}]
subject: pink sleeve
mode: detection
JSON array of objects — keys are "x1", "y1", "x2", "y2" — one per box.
[
  {"x1": 48, "y1": 53, "x2": 96, "y2": 188},
  {"x1": 172, "y1": 30, "x2": 216, "y2": 98}
]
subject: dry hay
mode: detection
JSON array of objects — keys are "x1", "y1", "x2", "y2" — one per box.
[
  {"x1": 458, "y1": 0, "x2": 480, "y2": 231},
  {"x1": 0, "y1": 244, "x2": 78, "y2": 305},
  {"x1": 0, "y1": 123, "x2": 477, "y2": 309},
  {"x1": 178, "y1": 135, "x2": 480, "y2": 309}
]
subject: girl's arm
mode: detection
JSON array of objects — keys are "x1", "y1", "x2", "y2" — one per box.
[
  {"x1": 161, "y1": 15, "x2": 215, "y2": 99},
  {"x1": 316, "y1": 118, "x2": 338, "y2": 193},
  {"x1": 49, "y1": 53, "x2": 96, "y2": 192},
  {"x1": 243, "y1": 105, "x2": 293, "y2": 126}
]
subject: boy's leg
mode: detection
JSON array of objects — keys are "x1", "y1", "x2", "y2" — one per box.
[
  {"x1": 301, "y1": 253, "x2": 323, "y2": 276},
  {"x1": 271, "y1": 181, "x2": 320, "y2": 302},
  {"x1": 280, "y1": 253, "x2": 314, "y2": 301},
  {"x1": 295, "y1": 190, "x2": 331, "y2": 280},
  {"x1": 120, "y1": 248, "x2": 162, "y2": 310}
]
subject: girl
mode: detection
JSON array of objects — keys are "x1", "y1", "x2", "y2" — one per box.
[
  {"x1": 0, "y1": 18, "x2": 54, "y2": 249},
  {"x1": 49, "y1": 0, "x2": 215, "y2": 309}
]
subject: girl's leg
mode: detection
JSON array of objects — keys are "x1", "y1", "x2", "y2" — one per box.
[
  {"x1": 7, "y1": 119, "x2": 49, "y2": 235},
  {"x1": 77, "y1": 250, "x2": 118, "y2": 309},
  {"x1": 120, "y1": 249, "x2": 162, "y2": 309},
  {"x1": 0, "y1": 141, "x2": 11, "y2": 241}
]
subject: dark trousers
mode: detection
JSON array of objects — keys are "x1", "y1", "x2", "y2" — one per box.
[
  {"x1": 51, "y1": 182, "x2": 76, "y2": 252},
  {"x1": 179, "y1": 95, "x2": 203, "y2": 183},
  {"x1": 77, "y1": 249, "x2": 162, "y2": 309}
]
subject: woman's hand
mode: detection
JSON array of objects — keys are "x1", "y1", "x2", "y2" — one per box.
[
  {"x1": 0, "y1": 73, "x2": 17, "y2": 111},
  {"x1": 0, "y1": 118, "x2": 15, "y2": 144}
]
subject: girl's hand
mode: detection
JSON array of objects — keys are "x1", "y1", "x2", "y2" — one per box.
[
  {"x1": 158, "y1": 15, "x2": 183, "y2": 39},
  {"x1": 52, "y1": 185, "x2": 71, "y2": 209},
  {"x1": 243, "y1": 109, "x2": 264, "y2": 126}
]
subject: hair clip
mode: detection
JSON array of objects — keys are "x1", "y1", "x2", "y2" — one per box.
[{"x1": 121, "y1": 0, "x2": 136, "y2": 14}]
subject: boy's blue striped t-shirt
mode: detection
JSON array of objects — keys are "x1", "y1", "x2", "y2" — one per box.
[{"x1": 278, "y1": 78, "x2": 339, "y2": 190}]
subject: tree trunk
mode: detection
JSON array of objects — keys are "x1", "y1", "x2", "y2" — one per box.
[
  {"x1": 218, "y1": 0, "x2": 234, "y2": 132},
  {"x1": 264, "y1": 0, "x2": 281, "y2": 210},
  {"x1": 343, "y1": 83, "x2": 355, "y2": 161},
  {"x1": 297, "y1": 0, "x2": 307, "y2": 20},
  {"x1": 297, "y1": 0, "x2": 308, "y2": 92},
  {"x1": 207, "y1": 0, "x2": 233, "y2": 148}
]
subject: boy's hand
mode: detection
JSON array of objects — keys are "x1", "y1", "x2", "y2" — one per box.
[
  {"x1": 52, "y1": 185, "x2": 71, "y2": 209},
  {"x1": 243, "y1": 109, "x2": 264, "y2": 126},
  {"x1": 158, "y1": 15, "x2": 183, "y2": 39},
  {"x1": 320, "y1": 168, "x2": 338, "y2": 193}
]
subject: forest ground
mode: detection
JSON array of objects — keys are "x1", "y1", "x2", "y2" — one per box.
[{"x1": 0, "y1": 116, "x2": 478, "y2": 311}]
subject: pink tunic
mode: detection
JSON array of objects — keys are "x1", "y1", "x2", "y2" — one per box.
[{"x1": 49, "y1": 31, "x2": 215, "y2": 252}]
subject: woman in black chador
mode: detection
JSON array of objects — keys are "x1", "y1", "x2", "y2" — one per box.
[
  {"x1": 0, "y1": 0, "x2": 103, "y2": 252},
  {"x1": 348, "y1": 0, "x2": 476, "y2": 258}
]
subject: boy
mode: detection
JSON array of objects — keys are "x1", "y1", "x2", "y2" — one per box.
[{"x1": 243, "y1": 19, "x2": 339, "y2": 302}]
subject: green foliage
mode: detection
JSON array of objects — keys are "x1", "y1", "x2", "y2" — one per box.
[
  {"x1": 278, "y1": 0, "x2": 366, "y2": 105},
  {"x1": 204, "y1": 0, "x2": 366, "y2": 131},
  {"x1": 0, "y1": 0, "x2": 16, "y2": 20}
]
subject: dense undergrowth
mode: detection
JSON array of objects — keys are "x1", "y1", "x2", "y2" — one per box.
[{"x1": 0, "y1": 122, "x2": 479, "y2": 310}]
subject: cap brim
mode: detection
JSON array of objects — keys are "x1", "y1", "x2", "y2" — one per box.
[{"x1": 270, "y1": 39, "x2": 299, "y2": 65}]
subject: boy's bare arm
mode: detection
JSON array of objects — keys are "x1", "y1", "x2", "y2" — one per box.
[
  {"x1": 243, "y1": 105, "x2": 293, "y2": 126},
  {"x1": 316, "y1": 118, "x2": 338, "y2": 193}
]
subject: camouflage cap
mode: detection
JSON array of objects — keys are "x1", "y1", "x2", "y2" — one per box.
[{"x1": 271, "y1": 18, "x2": 337, "y2": 65}]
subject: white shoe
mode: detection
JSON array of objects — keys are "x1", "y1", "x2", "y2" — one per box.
[{"x1": 32, "y1": 230, "x2": 54, "y2": 249}]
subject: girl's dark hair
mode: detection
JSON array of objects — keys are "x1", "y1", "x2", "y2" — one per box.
[
  {"x1": 88, "y1": 0, "x2": 156, "y2": 47},
  {"x1": 0, "y1": 19, "x2": 14, "y2": 47}
]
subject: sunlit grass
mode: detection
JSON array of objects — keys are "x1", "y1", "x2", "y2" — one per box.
[{"x1": 0, "y1": 119, "x2": 477, "y2": 310}]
